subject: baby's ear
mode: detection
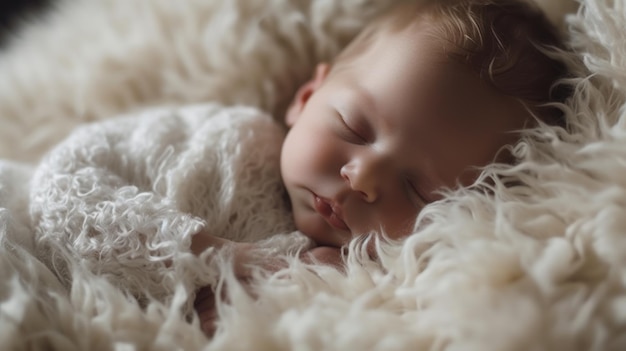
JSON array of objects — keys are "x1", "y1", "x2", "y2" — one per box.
[{"x1": 285, "y1": 63, "x2": 330, "y2": 127}]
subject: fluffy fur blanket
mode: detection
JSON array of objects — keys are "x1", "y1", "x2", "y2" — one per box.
[{"x1": 2, "y1": 0, "x2": 625, "y2": 350}]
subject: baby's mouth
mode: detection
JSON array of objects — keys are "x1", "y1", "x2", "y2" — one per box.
[{"x1": 313, "y1": 195, "x2": 350, "y2": 232}]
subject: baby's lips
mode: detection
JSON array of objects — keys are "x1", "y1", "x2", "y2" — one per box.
[{"x1": 314, "y1": 195, "x2": 350, "y2": 231}]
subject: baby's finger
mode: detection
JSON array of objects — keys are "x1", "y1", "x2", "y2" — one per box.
[
  {"x1": 200, "y1": 308, "x2": 218, "y2": 336},
  {"x1": 194, "y1": 286, "x2": 214, "y2": 302},
  {"x1": 194, "y1": 296, "x2": 215, "y2": 313}
]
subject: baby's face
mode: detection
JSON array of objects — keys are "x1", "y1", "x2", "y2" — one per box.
[{"x1": 281, "y1": 28, "x2": 527, "y2": 247}]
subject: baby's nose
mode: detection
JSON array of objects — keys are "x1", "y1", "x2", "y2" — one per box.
[{"x1": 340, "y1": 157, "x2": 386, "y2": 203}]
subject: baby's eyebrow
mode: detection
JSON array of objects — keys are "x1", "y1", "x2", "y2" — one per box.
[
  {"x1": 332, "y1": 87, "x2": 373, "y2": 117},
  {"x1": 349, "y1": 85, "x2": 394, "y2": 131}
]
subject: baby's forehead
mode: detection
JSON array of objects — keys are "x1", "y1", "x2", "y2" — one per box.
[
  {"x1": 328, "y1": 43, "x2": 528, "y2": 132},
  {"x1": 331, "y1": 21, "x2": 447, "y2": 80}
]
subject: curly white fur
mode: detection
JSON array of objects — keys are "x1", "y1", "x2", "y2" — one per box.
[{"x1": 4, "y1": 0, "x2": 625, "y2": 350}]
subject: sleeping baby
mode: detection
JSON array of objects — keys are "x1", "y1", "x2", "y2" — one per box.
[{"x1": 29, "y1": 0, "x2": 570, "y2": 336}]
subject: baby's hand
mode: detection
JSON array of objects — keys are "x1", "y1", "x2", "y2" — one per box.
[
  {"x1": 194, "y1": 241, "x2": 286, "y2": 335},
  {"x1": 193, "y1": 242, "x2": 344, "y2": 335},
  {"x1": 300, "y1": 245, "x2": 345, "y2": 270},
  {"x1": 194, "y1": 285, "x2": 218, "y2": 336}
]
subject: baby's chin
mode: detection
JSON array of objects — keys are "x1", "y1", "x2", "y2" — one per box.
[{"x1": 294, "y1": 212, "x2": 349, "y2": 248}]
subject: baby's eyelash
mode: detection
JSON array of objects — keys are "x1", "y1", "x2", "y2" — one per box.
[
  {"x1": 405, "y1": 179, "x2": 428, "y2": 208},
  {"x1": 336, "y1": 114, "x2": 367, "y2": 144}
]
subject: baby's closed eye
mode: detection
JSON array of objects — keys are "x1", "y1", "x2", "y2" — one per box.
[
  {"x1": 333, "y1": 111, "x2": 368, "y2": 144},
  {"x1": 403, "y1": 178, "x2": 430, "y2": 208}
]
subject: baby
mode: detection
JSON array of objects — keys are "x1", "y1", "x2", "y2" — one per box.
[
  {"x1": 28, "y1": 0, "x2": 569, "y2": 336},
  {"x1": 192, "y1": 0, "x2": 569, "y2": 260},
  {"x1": 192, "y1": 0, "x2": 570, "y2": 332}
]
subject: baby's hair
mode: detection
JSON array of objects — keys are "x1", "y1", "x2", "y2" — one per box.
[{"x1": 334, "y1": 0, "x2": 571, "y2": 126}]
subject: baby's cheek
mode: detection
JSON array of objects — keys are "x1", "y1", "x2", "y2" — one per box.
[
  {"x1": 306, "y1": 139, "x2": 343, "y2": 175},
  {"x1": 378, "y1": 202, "x2": 420, "y2": 239}
]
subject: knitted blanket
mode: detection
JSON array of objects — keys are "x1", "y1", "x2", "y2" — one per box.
[{"x1": 2, "y1": 0, "x2": 626, "y2": 350}]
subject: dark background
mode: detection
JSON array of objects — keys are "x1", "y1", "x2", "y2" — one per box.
[{"x1": 0, "y1": 0, "x2": 53, "y2": 46}]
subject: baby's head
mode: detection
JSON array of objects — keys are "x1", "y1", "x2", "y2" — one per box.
[{"x1": 281, "y1": 0, "x2": 570, "y2": 247}]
